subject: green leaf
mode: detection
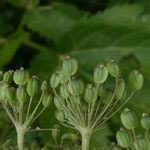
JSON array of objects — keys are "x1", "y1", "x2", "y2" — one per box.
[
  {"x1": 30, "y1": 50, "x2": 59, "y2": 80},
  {"x1": 24, "y1": 6, "x2": 76, "y2": 43},
  {"x1": 0, "y1": 31, "x2": 29, "y2": 69}
]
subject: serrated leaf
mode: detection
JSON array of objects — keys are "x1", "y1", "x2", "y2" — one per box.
[{"x1": 24, "y1": 7, "x2": 76, "y2": 43}]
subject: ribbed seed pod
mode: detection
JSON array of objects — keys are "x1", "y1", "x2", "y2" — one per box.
[
  {"x1": 121, "y1": 108, "x2": 138, "y2": 129},
  {"x1": 116, "y1": 128, "x2": 131, "y2": 148},
  {"x1": 54, "y1": 96, "x2": 63, "y2": 110},
  {"x1": 93, "y1": 64, "x2": 108, "y2": 84},
  {"x1": 26, "y1": 76, "x2": 38, "y2": 97},
  {"x1": 115, "y1": 78, "x2": 125, "y2": 100},
  {"x1": 107, "y1": 60, "x2": 120, "y2": 78},
  {"x1": 50, "y1": 71, "x2": 60, "y2": 88},
  {"x1": 5, "y1": 87, "x2": 16, "y2": 107},
  {"x1": 13, "y1": 68, "x2": 29, "y2": 85},
  {"x1": 0, "y1": 81, "x2": 8, "y2": 100},
  {"x1": 135, "y1": 136, "x2": 147, "y2": 150},
  {"x1": 62, "y1": 56, "x2": 78, "y2": 76},
  {"x1": 141, "y1": 113, "x2": 150, "y2": 129},
  {"x1": 55, "y1": 110, "x2": 65, "y2": 122},
  {"x1": 3, "y1": 70, "x2": 14, "y2": 83},
  {"x1": 128, "y1": 70, "x2": 143, "y2": 91},
  {"x1": 59, "y1": 71, "x2": 69, "y2": 84},
  {"x1": 84, "y1": 84, "x2": 96, "y2": 103},
  {"x1": 16, "y1": 86, "x2": 27, "y2": 103},
  {"x1": 42, "y1": 92, "x2": 52, "y2": 107},
  {"x1": 60, "y1": 85, "x2": 70, "y2": 99},
  {"x1": 67, "y1": 78, "x2": 84, "y2": 96}
]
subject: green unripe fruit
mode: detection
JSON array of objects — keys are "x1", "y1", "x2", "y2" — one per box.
[
  {"x1": 0, "y1": 81, "x2": 9, "y2": 100},
  {"x1": 55, "y1": 110, "x2": 64, "y2": 122},
  {"x1": 84, "y1": 84, "x2": 96, "y2": 103},
  {"x1": 54, "y1": 96, "x2": 63, "y2": 110},
  {"x1": 59, "y1": 71, "x2": 69, "y2": 84},
  {"x1": 27, "y1": 76, "x2": 38, "y2": 97},
  {"x1": 115, "y1": 78, "x2": 125, "y2": 100},
  {"x1": 42, "y1": 92, "x2": 52, "y2": 107},
  {"x1": 135, "y1": 136, "x2": 147, "y2": 150},
  {"x1": 107, "y1": 60, "x2": 120, "y2": 78},
  {"x1": 67, "y1": 78, "x2": 84, "y2": 96},
  {"x1": 16, "y1": 86, "x2": 27, "y2": 103},
  {"x1": 128, "y1": 70, "x2": 143, "y2": 91},
  {"x1": 141, "y1": 113, "x2": 150, "y2": 129},
  {"x1": 93, "y1": 64, "x2": 108, "y2": 84},
  {"x1": 3, "y1": 70, "x2": 14, "y2": 83},
  {"x1": 60, "y1": 85, "x2": 69, "y2": 99},
  {"x1": 116, "y1": 128, "x2": 131, "y2": 148},
  {"x1": 13, "y1": 68, "x2": 29, "y2": 85},
  {"x1": 5, "y1": 87, "x2": 16, "y2": 107},
  {"x1": 50, "y1": 71, "x2": 60, "y2": 88},
  {"x1": 62, "y1": 56, "x2": 78, "y2": 76},
  {"x1": 121, "y1": 108, "x2": 138, "y2": 129}
]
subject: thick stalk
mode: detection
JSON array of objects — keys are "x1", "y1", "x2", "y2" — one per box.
[
  {"x1": 81, "y1": 128, "x2": 92, "y2": 150},
  {"x1": 17, "y1": 128, "x2": 25, "y2": 150}
]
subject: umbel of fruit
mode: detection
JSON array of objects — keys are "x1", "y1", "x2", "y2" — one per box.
[
  {"x1": 0, "y1": 68, "x2": 52, "y2": 150},
  {"x1": 50, "y1": 56, "x2": 143, "y2": 150}
]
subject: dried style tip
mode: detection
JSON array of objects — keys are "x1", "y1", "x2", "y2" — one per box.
[
  {"x1": 13, "y1": 68, "x2": 29, "y2": 85},
  {"x1": 121, "y1": 108, "x2": 138, "y2": 129},
  {"x1": 93, "y1": 64, "x2": 108, "y2": 84},
  {"x1": 41, "y1": 81, "x2": 48, "y2": 91},
  {"x1": 62, "y1": 56, "x2": 78, "y2": 76}
]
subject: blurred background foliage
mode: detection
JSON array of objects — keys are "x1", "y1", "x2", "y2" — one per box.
[{"x1": 0, "y1": 0, "x2": 150, "y2": 149}]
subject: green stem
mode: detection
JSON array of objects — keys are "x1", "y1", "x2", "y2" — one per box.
[
  {"x1": 17, "y1": 128, "x2": 25, "y2": 150},
  {"x1": 81, "y1": 128, "x2": 92, "y2": 150},
  {"x1": 132, "y1": 129, "x2": 138, "y2": 150}
]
